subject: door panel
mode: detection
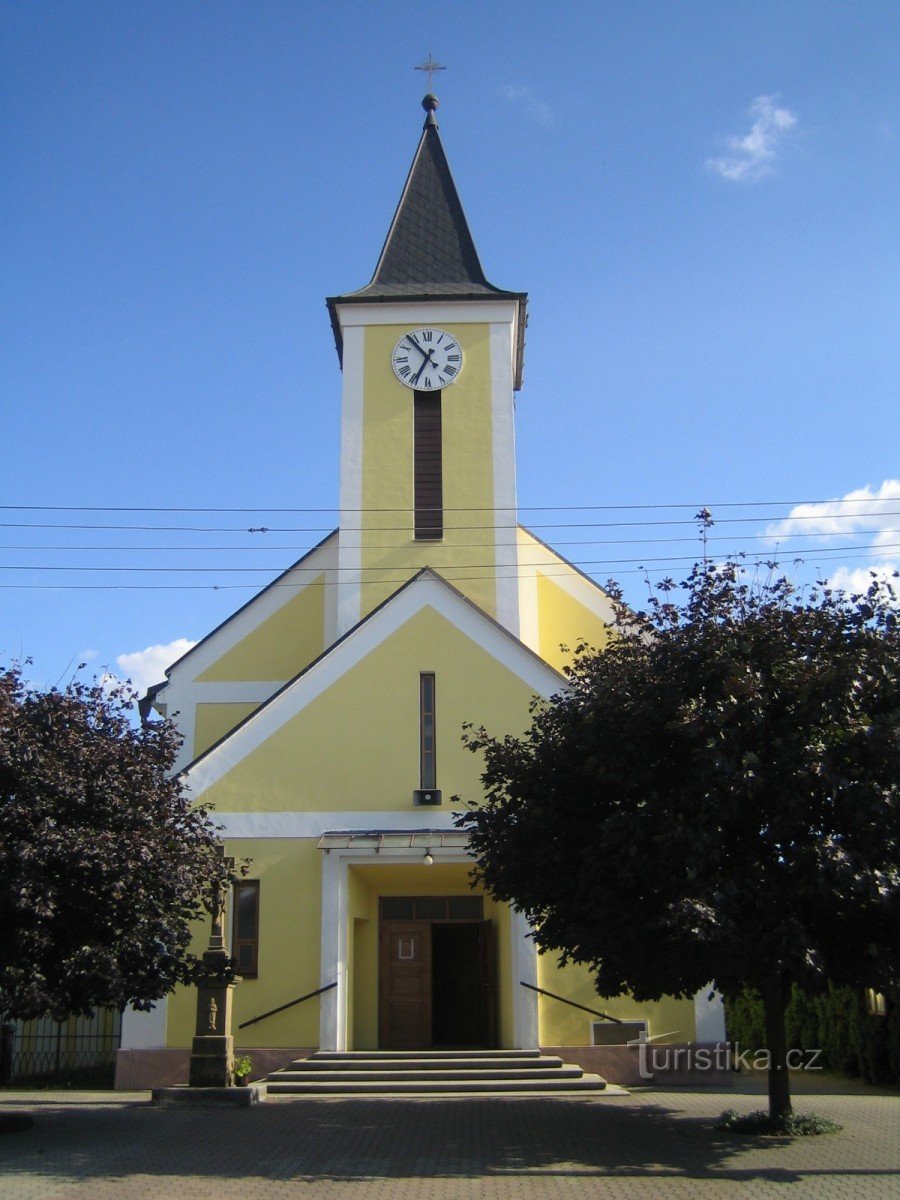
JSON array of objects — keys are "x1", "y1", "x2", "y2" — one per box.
[
  {"x1": 477, "y1": 920, "x2": 497, "y2": 1049},
  {"x1": 379, "y1": 920, "x2": 431, "y2": 1049}
]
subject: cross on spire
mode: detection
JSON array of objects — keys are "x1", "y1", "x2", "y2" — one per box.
[{"x1": 415, "y1": 53, "x2": 446, "y2": 93}]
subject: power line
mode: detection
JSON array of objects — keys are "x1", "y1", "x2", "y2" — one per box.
[
  {"x1": 4, "y1": 528, "x2": 900, "y2": 554},
  {"x1": 0, "y1": 546, "x2": 895, "y2": 590},
  {"x1": 3, "y1": 510, "x2": 899, "y2": 534},
  {"x1": 4, "y1": 542, "x2": 899, "y2": 574},
  {"x1": 0, "y1": 496, "x2": 896, "y2": 514}
]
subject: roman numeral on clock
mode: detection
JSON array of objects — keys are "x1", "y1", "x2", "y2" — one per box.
[{"x1": 392, "y1": 329, "x2": 462, "y2": 389}]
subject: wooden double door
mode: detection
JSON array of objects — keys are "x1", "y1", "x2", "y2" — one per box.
[{"x1": 378, "y1": 906, "x2": 496, "y2": 1050}]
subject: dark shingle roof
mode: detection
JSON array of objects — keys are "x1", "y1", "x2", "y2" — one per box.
[{"x1": 327, "y1": 104, "x2": 527, "y2": 388}]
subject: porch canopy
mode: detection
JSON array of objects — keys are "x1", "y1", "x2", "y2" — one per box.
[{"x1": 316, "y1": 829, "x2": 471, "y2": 853}]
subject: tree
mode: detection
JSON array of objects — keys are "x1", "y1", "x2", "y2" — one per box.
[
  {"x1": 457, "y1": 559, "x2": 900, "y2": 1124},
  {"x1": 0, "y1": 664, "x2": 233, "y2": 1022}
]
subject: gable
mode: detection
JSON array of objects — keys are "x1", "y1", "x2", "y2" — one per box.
[
  {"x1": 536, "y1": 572, "x2": 612, "y2": 670},
  {"x1": 163, "y1": 532, "x2": 338, "y2": 691},
  {"x1": 195, "y1": 573, "x2": 326, "y2": 683},
  {"x1": 184, "y1": 572, "x2": 563, "y2": 813},
  {"x1": 517, "y1": 527, "x2": 617, "y2": 670},
  {"x1": 149, "y1": 533, "x2": 338, "y2": 770}
]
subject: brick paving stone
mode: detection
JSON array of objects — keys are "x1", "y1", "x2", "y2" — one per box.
[{"x1": 0, "y1": 1073, "x2": 897, "y2": 1200}]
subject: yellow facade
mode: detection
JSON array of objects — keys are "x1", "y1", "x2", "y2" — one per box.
[
  {"x1": 193, "y1": 702, "x2": 259, "y2": 759},
  {"x1": 359, "y1": 323, "x2": 498, "y2": 620},
  {"x1": 196, "y1": 572, "x2": 326, "y2": 685},
  {"x1": 536, "y1": 572, "x2": 612, "y2": 672},
  {"x1": 161, "y1": 581, "x2": 701, "y2": 1054},
  {"x1": 536, "y1": 957, "x2": 694, "y2": 1046},
  {"x1": 195, "y1": 605, "x2": 541, "y2": 814},
  {"x1": 128, "y1": 103, "x2": 714, "y2": 1087}
]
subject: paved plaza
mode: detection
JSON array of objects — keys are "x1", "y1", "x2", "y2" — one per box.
[{"x1": 1, "y1": 1072, "x2": 898, "y2": 1200}]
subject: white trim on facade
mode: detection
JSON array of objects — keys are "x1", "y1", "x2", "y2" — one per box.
[
  {"x1": 516, "y1": 529, "x2": 542, "y2": 655},
  {"x1": 163, "y1": 537, "x2": 338, "y2": 687},
  {"x1": 154, "y1": 537, "x2": 339, "y2": 772},
  {"x1": 332, "y1": 300, "x2": 521, "y2": 332},
  {"x1": 120, "y1": 998, "x2": 168, "y2": 1050},
  {"x1": 510, "y1": 907, "x2": 540, "y2": 1049},
  {"x1": 214, "y1": 809, "x2": 461, "y2": 839},
  {"x1": 319, "y1": 847, "x2": 348, "y2": 1051},
  {"x1": 317, "y1": 842, "x2": 538, "y2": 1052},
  {"x1": 517, "y1": 531, "x2": 617, "y2": 624},
  {"x1": 184, "y1": 571, "x2": 564, "y2": 798},
  {"x1": 693, "y1": 985, "x2": 727, "y2": 1042},
  {"x1": 337, "y1": 325, "x2": 365, "y2": 637},
  {"x1": 490, "y1": 321, "x2": 520, "y2": 638},
  {"x1": 514, "y1": 528, "x2": 618, "y2": 663}
]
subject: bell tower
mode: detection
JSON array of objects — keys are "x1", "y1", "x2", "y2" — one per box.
[{"x1": 326, "y1": 95, "x2": 528, "y2": 638}]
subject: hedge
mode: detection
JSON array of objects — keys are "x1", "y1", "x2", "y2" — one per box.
[{"x1": 724, "y1": 985, "x2": 899, "y2": 1085}]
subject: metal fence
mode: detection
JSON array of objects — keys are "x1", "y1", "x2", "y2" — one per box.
[{"x1": 1, "y1": 1009, "x2": 122, "y2": 1087}]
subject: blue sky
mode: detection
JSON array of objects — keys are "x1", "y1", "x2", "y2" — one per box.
[{"x1": 3, "y1": 1, "x2": 898, "y2": 693}]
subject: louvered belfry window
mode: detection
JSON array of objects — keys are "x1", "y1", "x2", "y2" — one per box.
[{"x1": 414, "y1": 390, "x2": 443, "y2": 539}]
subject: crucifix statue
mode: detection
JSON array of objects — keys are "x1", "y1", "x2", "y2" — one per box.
[{"x1": 188, "y1": 847, "x2": 242, "y2": 1087}]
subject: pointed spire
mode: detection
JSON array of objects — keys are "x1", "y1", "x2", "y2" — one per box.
[
  {"x1": 327, "y1": 97, "x2": 527, "y2": 386},
  {"x1": 344, "y1": 96, "x2": 506, "y2": 298}
]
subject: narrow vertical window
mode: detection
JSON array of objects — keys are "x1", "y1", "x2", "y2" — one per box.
[
  {"x1": 232, "y1": 880, "x2": 260, "y2": 978},
  {"x1": 414, "y1": 391, "x2": 443, "y2": 539},
  {"x1": 420, "y1": 673, "x2": 437, "y2": 790}
]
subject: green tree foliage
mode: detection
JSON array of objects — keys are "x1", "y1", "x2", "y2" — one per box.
[
  {"x1": 0, "y1": 665, "x2": 233, "y2": 1022},
  {"x1": 458, "y1": 559, "x2": 900, "y2": 1121}
]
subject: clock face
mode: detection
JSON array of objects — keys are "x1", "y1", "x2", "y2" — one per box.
[{"x1": 391, "y1": 328, "x2": 463, "y2": 391}]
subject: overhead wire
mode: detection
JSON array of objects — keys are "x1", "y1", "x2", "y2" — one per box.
[
  {"x1": 1, "y1": 497, "x2": 894, "y2": 590},
  {"x1": 2, "y1": 509, "x2": 899, "y2": 534},
  {"x1": 0, "y1": 496, "x2": 896, "y2": 514}
]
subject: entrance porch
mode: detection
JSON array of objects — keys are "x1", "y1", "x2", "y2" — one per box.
[{"x1": 317, "y1": 830, "x2": 539, "y2": 1052}]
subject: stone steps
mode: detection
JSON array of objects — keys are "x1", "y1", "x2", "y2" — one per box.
[{"x1": 264, "y1": 1049, "x2": 608, "y2": 1096}]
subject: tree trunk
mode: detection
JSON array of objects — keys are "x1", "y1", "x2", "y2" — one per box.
[{"x1": 763, "y1": 979, "x2": 793, "y2": 1124}]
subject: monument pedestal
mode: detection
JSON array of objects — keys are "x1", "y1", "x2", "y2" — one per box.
[{"x1": 188, "y1": 977, "x2": 240, "y2": 1087}]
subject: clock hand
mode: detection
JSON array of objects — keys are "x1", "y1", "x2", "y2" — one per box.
[
  {"x1": 406, "y1": 335, "x2": 428, "y2": 359},
  {"x1": 412, "y1": 348, "x2": 438, "y2": 386}
]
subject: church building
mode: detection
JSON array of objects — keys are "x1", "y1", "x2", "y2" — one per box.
[{"x1": 115, "y1": 95, "x2": 725, "y2": 1090}]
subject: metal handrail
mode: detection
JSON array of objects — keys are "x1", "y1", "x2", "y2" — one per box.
[
  {"x1": 520, "y1": 981, "x2": 624, "y2": 1024},
  {"x1": 238, "y1": 981, "x2": 337, "y2": 1031}
]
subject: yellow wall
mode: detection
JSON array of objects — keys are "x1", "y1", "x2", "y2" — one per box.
[
  {"x1": 194, "y1": 702, "x2": 259, "y2": 759},
  {"x1": 195, "y1": 574, "x2": 326, "y2": 684},
  {"x1": 166, "y1": 840, "x2": 695, "y2": 1052},
  {"x1": 167, "y1": 852, "x2": 519, "y2": 1052},
  {"x1": 359, "y1": 324, "x2": 498, "y2": 620},
  {"x1": 536, "y1": 955, "x2": 696, "y2": 1046},
  {"x1": 166, "y1": 839, "x2": 323, "y2": 1050},
  {"x1": 536, "y1": 572, "x2": 612, "y2": 673},
  {"x1": 198, "y1": 605, "x2": 539, "y2": 813}
]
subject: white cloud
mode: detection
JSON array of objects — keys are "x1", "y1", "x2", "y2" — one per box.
[
  {"x1": 115, "y1": 637, "x2": 197, "y2": 696},
  {"x1": 827, "y1": 563, "x2": 899, "y2": 595},
  {"x1": 498, "y1": 84, "x2": 553, "y2": 129},
  {"x1": 765, "y1": 480, "x2": 900, "y2": 594},
  {"x1": 766, "y1": 480, "x2": 900, "y2": 547},
  {"x1": 706, "y1": 95, "x2": 798, "y2": 182}
]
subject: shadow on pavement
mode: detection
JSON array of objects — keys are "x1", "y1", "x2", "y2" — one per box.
[{"x1": 0, "y1": 1093, "x2": 882, "y2": 1187}]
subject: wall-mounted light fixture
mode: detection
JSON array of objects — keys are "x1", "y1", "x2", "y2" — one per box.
[{"x1": 423, "y1": 848, "x2": 434, "y2": 866}]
